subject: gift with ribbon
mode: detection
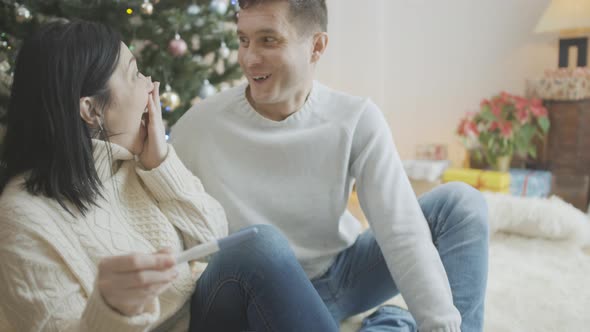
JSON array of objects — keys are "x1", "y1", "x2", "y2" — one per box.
[
  {"x1": 442, "y1": 168, "x2": 511, "y2": 193},
  {"x1": 509, "y1": 168, "x2": 552, "y2": 198}
]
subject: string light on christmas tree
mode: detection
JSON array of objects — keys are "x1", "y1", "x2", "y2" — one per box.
[
  {"x1": 187, "y1": 4, "x2": 201, "y2": 15},
  {"x1": 140, "y1": 0, "x2": 154, "y2": 15},
  {"x1": 160, "y1": 84, "x2": 181, "y2": 112},
  {"x1": 199, "y1": 80, "x2": 217, "y2": 99},
  {"x1": 168, "y1": 33, "x2": 188, "y2": 57},
  {"x1": 219, "y1": 41, "x2": 230, "y2": 59},
  {"x1": 209, "y1": 0, "x2": 229, "y2": 15},
  {"x1": 126, "y1": 8, "x2": 134, "y2": 15},
  {"x1": 15, "y1": 4, "x2": 32, "y2": 23}
]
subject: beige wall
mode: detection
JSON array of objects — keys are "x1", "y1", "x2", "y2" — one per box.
[{"x1": 316, "y1": 0, "x2": 589, "y2": 165}]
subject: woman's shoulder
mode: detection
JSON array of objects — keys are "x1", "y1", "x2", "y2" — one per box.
[{"x1": 0, "y1": 176, "x2": 66, "y2": 231}]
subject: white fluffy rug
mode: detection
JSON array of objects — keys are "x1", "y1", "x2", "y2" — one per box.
[{"x1": 341, "y1": 194, "x2": 590, "y2": 332}]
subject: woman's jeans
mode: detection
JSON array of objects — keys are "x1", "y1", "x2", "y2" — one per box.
[
  {"x1": 188, "y1": 224, "x2": 339, "y2": 332},
  {"x1": 189, "y1": 182, "x2": 489, "y2": 332}
]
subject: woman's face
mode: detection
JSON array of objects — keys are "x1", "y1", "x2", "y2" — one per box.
[{"x1": 103, "y1": 43, "x2": 154, "y2": 155}]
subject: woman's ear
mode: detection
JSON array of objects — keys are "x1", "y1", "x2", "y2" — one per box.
[
  {"x1": 79, "y1": 97, "x2": 99, "y2": 127},
  {"x1": 311, "y1": 32, "x2": 328, "y2": 64}
]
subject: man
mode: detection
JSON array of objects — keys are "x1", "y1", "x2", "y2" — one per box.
[{"x1": 171, "y1": 1, "x2": 488, "y2": 331}]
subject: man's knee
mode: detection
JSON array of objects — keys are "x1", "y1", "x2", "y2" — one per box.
[{"x1": 433, "y1": 182, "x2": 489, "y2": 236}]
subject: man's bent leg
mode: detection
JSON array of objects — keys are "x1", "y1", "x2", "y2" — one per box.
[
  {"x1": 310, "y1": 229, "x2": 417, "y2": 332},
  {"x1": 312, "y1": 182, "x2": 488, "y2": 332},
  {"x1": 419, "y1": 182, "x2": 489, "y2": 332}
]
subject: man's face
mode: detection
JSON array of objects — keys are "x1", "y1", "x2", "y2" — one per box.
[{"x1": 237, "y1": 1, "x2": 316, "y2": 109}]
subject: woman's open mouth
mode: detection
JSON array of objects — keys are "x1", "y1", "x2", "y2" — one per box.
[{"x1": 141, "y1": 109, "x2": 148, "y2": 127}]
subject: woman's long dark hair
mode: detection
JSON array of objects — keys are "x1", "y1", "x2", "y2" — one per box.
[{"x1": 0, "y1": 20, "x2": 121, "y2": 216}]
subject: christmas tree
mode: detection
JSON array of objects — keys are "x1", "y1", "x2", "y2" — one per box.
[{"x1": 0, "y1": 0, "x2": 244, "y2": 153}]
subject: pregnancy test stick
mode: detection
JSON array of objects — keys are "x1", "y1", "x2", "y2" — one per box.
[{"x1": 175, "y1": 227, "x2": 259, "y2": 264}]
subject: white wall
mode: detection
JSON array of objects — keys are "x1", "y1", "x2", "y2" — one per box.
[{"x1": 316, "y1": 0, "x2": 588, "y2": 165}]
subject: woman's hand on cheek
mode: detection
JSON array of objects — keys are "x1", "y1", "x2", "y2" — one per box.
[{"x1": 139, "y1": 82, "x2": 168, "y2": 170}]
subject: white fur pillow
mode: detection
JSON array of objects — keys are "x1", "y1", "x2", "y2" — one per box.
[{"x1": 483, "y1": 192, "x2": 590, "y2": 246}]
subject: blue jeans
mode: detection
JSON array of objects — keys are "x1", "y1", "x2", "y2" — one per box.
[
  {"x1": 188, "y1": 224, "x2": 339, "y2": 332},
  {"x1": 311, "y1": 182, "x2": 489, "y2": 332},
  {"x1": 189, "y1": 182, "x2": 488, "y2": 331}
]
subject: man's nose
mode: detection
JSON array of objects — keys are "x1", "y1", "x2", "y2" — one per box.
[{"x1": 241, "y1": 47, "x2": 263, "y2": 67}]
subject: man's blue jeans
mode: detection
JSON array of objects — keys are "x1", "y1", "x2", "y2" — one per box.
[
  {"x1": 189, "y1": 182, "x2": 488, "y2": 332},
  {"x1": 312, "y1": 182, "x2": 489, "y2": 332}
]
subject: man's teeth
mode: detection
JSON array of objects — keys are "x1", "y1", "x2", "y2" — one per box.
[{"x1": 253, "y1": 74, "x2": 271, "y2": 81}]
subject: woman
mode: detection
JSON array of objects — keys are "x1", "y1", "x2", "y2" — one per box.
[{"x1": 0, "y1": 21, "x2": 337, "y2": 332}]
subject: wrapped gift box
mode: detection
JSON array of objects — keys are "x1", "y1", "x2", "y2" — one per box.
[
  {"x1": 509, "y1": 169, "x2": 552, "y2": 198},
  {"x1": 443, "y1": 168, "x2": 510, "y2": 193}
]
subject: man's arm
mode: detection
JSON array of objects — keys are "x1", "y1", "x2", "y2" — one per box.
[{"x1": 350, "y1": 101, "x2": 461, "y2": 332}]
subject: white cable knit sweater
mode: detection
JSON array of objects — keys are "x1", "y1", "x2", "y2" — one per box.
[{"x1": 0, "y1": 140, "x2": 228, "y2": 332}]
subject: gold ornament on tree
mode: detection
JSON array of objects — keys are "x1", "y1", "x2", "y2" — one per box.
[
  {"x1": 140, "y1": 0, "x2": 154, "y2": 15},
  {"x1": 160, "y1": 84, "x2": 181, "y2": 112}
]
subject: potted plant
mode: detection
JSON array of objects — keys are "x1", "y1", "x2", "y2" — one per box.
[{"x1": 457, "y1": 92, "x2": 550, "y2": 172}]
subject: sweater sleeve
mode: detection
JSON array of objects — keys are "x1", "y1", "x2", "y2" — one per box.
[
  {"x1": 350, "y1": 101, "x2": 462, "y2": 332},
  {"x1": 0, "y1": 213, "x2": 160, "y2": 332},
  {"x1": 136, "y1": 144, "x2": 229, "y2": 249}
]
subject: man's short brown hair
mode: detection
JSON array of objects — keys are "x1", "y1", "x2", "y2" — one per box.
[{"x1": 238, "y1": 0, "x2": 328, "y2": 34}]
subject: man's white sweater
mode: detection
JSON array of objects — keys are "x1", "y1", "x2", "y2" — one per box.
[{"x1": 171, "y1": 81, "x2": 462, "y2": 332}]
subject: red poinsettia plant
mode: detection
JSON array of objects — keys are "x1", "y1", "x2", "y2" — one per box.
[{"x1": 457, "y1": 92, "x2": 550, "y2": 169}]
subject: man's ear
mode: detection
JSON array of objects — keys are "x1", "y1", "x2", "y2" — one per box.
[
  {"x1": 311, "y1": 32, "x2": 328, "y2": 64},
  {"x1": 79, "y1": 97, "x2": 99, "y2": 127}
]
